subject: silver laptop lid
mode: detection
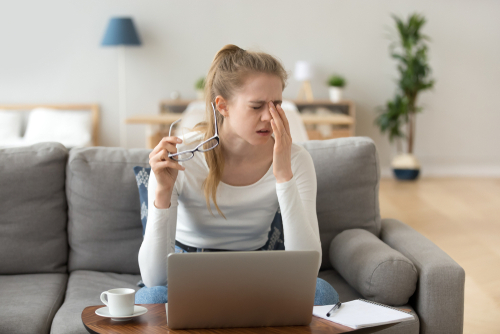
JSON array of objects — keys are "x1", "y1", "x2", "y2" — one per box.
[{"x1": 166, "y1": 250, "x2": 320, "y2": 330}]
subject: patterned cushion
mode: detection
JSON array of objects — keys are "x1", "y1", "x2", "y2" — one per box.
[
  {"x1": 133, "y1": 166, "x2": 150, "y2": 236},
  {"x1": 132, "y1": 166, "x2": 284, "y2": 248}
]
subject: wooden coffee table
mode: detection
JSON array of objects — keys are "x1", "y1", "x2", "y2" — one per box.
[{"x1": 82, "y1": 304, "x2": 402, "y2": 333}]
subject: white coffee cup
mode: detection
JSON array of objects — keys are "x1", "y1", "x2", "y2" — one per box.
[{"x1": 100, "y1": 288, "x2": 135, "y2": 316}]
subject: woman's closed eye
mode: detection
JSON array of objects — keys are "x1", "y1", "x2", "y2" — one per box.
[{"x1": 252, "y1": 103, "x2": 281, "y2": 110}]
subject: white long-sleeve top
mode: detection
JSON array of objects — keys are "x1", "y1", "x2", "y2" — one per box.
[{"x1": 138, "y1": 132, "x2": 321, "y2": 288}]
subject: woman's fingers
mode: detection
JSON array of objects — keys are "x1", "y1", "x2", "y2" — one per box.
[
  {"x1": 151, "y1": 149, "x2": 170, "y2": 164},
  {"x1": 149, "y1": 136, "x2": 182, "y2": 159},
  {"x1": 150, "y1": 141, "x2": 178, "y2": 160},
  {"x1": 156, "y1": 160, "x2": 185, "y2": 171},
  {"x1": 275, "y1": 104, "x2": 291, "y2": 136},
  {"x1": 150, "y1": 149, "x2": 167, "y2": 163},
  {"x1": 151, "y1": 149, "x2": 185, "y2": 171},
  {"x1": 270, "y1": 118, "x2": 281, "y2": 138},
  {"x1": 269, "y1": 102, "x2": 286, "y2": 136}
]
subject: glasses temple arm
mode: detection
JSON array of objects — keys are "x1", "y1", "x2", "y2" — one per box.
[{"x1": 212, "y1": 102, "x2": 219, "y2": 136}]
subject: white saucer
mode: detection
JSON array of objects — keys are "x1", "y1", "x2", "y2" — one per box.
[{"x1": 95, "y1": 305, "x2": 148, "y2": 321}]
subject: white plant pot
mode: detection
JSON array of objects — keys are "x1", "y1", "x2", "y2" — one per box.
[
  {"x1": 196, "y1": 89, "x2": 205, "y2": 100},
  {"x1": 328, "y1": 87, "x2": 342, "y2": 102}
]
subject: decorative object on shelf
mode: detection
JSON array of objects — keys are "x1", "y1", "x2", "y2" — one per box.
[
  {"x1": 315, "y1": 107, "x2": 333, "y2": 138},
  {"x1": 294, "y1": 61, "x2": 314, "y2": 101},
  {"x1": 375, "y1": 13, "x2": 434, "y2": 181},
  {"x1": 195, "y1": 76, "x2": 206, "y2": 100},
  {"x1": 292, "y1": 100, "x2": 355, "y2": 140},
  {"x1": 101, "y1": 17, "x2": 142, "y2": 148},
  {"x1": 327, "y1": 74, "x2": 346, "y2": 102},
  {"x1": 170, "y1": 91, "x2": 181, "y2": 100}
]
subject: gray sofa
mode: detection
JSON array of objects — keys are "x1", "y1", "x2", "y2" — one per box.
[{"x1": 0, "y1": 138, "x2": 465, "y2": 334}]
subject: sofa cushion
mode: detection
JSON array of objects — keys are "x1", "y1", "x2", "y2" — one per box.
[
  {"x1": 329, "y1": 228, "x2": 418, "y2": 306},
  {"x1": 66, "y1": 147, "x2": 150, "y2": 274},
  {"x1": 51, "y1": 270, "x2": 141, "y2": 334},
  {"x1": 0, "y1": 142, "x2": 68, "y2": 274},
  {"x1": 298, "y1": 137, "x2": 381, "y2": 270},
  {"x1": 318, "y1": 269, "x2": 419, "y2": 334},
  {"x1": 0, "y1": 273, "x2": 67, "y2": 334}
]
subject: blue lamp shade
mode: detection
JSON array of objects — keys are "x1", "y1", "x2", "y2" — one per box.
[{"x1": 101, "y1": 17, "x2": 141, "y2": 46}]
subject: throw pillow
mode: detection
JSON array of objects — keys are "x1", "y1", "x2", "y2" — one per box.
[
  {"x1": 329, "y1": 228, "x2": 418, "y2": 306},
  {"x1": 0, "y1": 110, "x2": 23, "y2": 140},
  {"x1": 133, "y1": 166, "x2": 150, "y2": 236},
  {"x1": 24, "y1": 108, "x2": 92, "y2": 148}
]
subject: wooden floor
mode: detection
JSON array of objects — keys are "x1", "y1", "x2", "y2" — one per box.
[{"x1": 379, "y1": 177, "x2": 500, "y2": 334}]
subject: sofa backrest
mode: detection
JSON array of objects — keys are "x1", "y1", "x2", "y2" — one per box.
[
  {"x1": 67, "y1": 137, "x2": 381, "y2": 274},
  {"x1": 0, "y1": 142, "x2": 69, "y2": 274},
  {"x1": 66, "y1": 146, "x2": 150, "y2": 274},
  {"x1": 1, "y1": 138, "x2": 380, "y2": 275},
  {"x1": 298, "y1": 137, "x2": 381, "y2": 270}
]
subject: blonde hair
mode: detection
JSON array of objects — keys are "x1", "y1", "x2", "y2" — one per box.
[{"x1": 193, "y1": 44, "x2": 289, "y2": 218}]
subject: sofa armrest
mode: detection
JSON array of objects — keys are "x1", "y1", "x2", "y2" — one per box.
[{"x1": 380, "y1": 218, "x2": 465, "y2": 334}]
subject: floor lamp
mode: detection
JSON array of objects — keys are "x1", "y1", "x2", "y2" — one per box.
[{"x1": 101, "y1": 17, "x2": 142, "y2": 148}]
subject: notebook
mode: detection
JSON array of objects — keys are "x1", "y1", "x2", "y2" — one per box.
[{"x1": 313, "y1": 299, "x2": 415, "y2": 329}]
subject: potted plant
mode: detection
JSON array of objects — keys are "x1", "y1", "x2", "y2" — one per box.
[
  {"x1": 326, "y1": 75, "x2": 346, "y2": 102},
  {"x1": 375, "y1": 13, "x2": 435, "y2": 180},
  {"x1": 194, "y1": 76, "x2": 206, "y2": 100}
]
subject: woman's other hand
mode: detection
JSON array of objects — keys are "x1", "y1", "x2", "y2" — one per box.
[
  {"x1": 149, "y1": 136, "x2": 186, "y2": 208},
  {"x1": 269, "y1": 101, "x2": 293, "y2": 183}
]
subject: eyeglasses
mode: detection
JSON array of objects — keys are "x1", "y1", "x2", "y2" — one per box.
[{"x1": 167, "y1": 102, "x2": 220, "y2": 161}]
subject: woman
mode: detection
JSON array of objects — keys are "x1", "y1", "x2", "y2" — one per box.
[{"x1": 136, "y1": 44, "x2": 339, "y2": 305}]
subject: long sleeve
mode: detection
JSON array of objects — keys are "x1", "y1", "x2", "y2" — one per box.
[
  {"x1": 137, "y1": 170, "x2": 180, "y2": 287},
  {"x1": 276, "y1": 147, "x2": 322, "y2": 273}
]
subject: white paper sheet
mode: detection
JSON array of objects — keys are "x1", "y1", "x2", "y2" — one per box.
[{"x1": 313, "y1": 300, "x2": 414, "y2": 329}]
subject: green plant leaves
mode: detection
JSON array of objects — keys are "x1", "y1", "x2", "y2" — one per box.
[
  {"x1": 327, "y1": 75, "x2": 346, "y2": 87},
  {"x1": 374, "y1": 94, "x2": 407, "y2": 142},
  {"x1": 376, "y1": 13, "x2": 435, "y2": 152},
  {"x1": 195, "y1": 76, "x2": 206, "y2": 90}
]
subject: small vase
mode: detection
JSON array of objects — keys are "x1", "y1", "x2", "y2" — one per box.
[
  {"x1": 391, "y1": 153, "x2": 420, "y2": 180},
  {"x1": 328, "y1": 87, "x2": 342, "y2": 102},
  {"x1": 196, "y1": 89, "x2": 205, "y2": 100}
]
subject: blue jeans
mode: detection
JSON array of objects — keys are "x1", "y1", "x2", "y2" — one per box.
[{"x1": 136, "y1": 245, "x2": 339, "y2": 306}]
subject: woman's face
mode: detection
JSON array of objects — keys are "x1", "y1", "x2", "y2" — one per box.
[{"x1": 217, "y1": 72, "x2": 283, "y2": 146}]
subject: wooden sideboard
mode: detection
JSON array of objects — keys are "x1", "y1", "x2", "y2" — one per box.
[{"x1": 291, "y1": 99, "x2": 355, "y2": 139}]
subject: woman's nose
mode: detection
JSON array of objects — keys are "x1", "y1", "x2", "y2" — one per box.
[{"x1": 261, "y1": 107, "x2": 272, "y2": 122}]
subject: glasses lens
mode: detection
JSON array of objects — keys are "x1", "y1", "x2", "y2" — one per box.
[
  {"x1": 198, "y1": 138, "x2": 219, "y2": 152},
  {"x1": 170, "y1": 152, "x2": 194, "y2": 161}
]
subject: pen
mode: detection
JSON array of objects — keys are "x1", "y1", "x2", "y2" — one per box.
[{"x1": 326, "y1": 302, "x2": 342, "y2": 317}]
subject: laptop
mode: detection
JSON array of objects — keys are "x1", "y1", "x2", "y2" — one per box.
[{"x1": 166, "y1": 250, "x2": 320, "y2": 330}]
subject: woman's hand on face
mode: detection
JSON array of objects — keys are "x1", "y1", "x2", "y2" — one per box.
[
  {"x1": 269, "y1": 101, "x2": 293, "y2": 183},
  {"x1": 149, "y1": 136, "x2": 186, "y2": 192}
]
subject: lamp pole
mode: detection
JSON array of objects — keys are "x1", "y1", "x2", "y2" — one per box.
[
  {"x1": 101, "y1": 17, "x2": 141, "y2": 148},
  {"x1": 118, "y1": 45, "x2": 127, "y2": 148}
]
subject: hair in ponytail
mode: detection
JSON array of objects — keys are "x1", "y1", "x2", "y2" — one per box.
[{"x1": 193, "y1": 44, "x2": 289, "y2": 218}]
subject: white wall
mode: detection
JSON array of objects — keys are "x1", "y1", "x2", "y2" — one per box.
[{"x1": 1, "y1": 0, "x2": 499, "y2": 176}]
